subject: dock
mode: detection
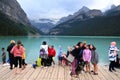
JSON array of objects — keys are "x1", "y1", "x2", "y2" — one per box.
[{"x1": 0, "y1": 64, "x2": 120, "y2": 80}]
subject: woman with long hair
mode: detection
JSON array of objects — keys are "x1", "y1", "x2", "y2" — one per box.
[{"x1": 89, "y1": 44, "x2": 99, "y2": 75}]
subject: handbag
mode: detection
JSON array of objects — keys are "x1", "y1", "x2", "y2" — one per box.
[{"x1": 66, "y1": 54, "x2": 74, "y2": 63}]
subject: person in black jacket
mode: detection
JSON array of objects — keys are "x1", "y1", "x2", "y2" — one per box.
[
  {"x1": 70, "y1": 45, "x2": 80, "y2": 77},
  {"x1": 7, "y1": 40, "x2": 16, "y2": 70}
]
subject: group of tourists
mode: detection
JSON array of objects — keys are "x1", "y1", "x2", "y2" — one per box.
[
  {"x1": 33, "y1": 41, "x2": 56, "y2": 68},
  {"x1": 66, "y1": 42, "x2": 99, "y2": 77},
  {"x1": 1, "y1": 40, "x2": 120, "y2": 76},
  {"x1": 39, "y1": 41, "x2": 56, "y2": 67},
  {"x1": 1, "y1": 40, "x2": 27, "y2": 74},
  {"x1": 33, "y1": 41, "x2": 99, "y2": 77}
]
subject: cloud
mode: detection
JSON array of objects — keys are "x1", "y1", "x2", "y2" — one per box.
[
  {"x1": 17, "y1": 0, "x2": 120, "y2": 20},
  {"x1": 87, "y1": 0, "x2": 120, "y2": 11},
  {"x1": 88, "y1": 0, "x2": 111, "y2": 9},
  {"x1": 112, "y1": 0, "x2": 120, "y2": 5}
]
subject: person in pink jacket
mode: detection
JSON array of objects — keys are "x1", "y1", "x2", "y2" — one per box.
[
  {"x1": 11, "y1": 40, "x2": 24, "y2": 74},
  {"x1": 83, "y1": 45, "x2": 91, "y2": 73}
]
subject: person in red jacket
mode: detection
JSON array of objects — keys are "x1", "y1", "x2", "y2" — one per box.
[{"x1": 48, "y1": 45, "x2": 56, "y2": 66}]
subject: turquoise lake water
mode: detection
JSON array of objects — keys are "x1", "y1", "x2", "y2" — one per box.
[{"x1": 0, "y1": 36, "x2": 120, "y2": 65}]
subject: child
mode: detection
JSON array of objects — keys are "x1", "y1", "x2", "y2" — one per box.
[
  {"x1": 108, "y1": 41, "x2": 119, "y2": 72},
  {"x1": 83, "y1": 45, "x2": 91, "y2": 73},
  {"x1": 21, "y1": 44, "x2": 26, "y2": 70},
  {"x1": 2, "y1": 48, "x2": 6, "y2": 64}
]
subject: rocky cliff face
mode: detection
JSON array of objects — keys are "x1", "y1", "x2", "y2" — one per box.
[
  {"x1": 57, "y1": 6, "x2": 90, "y2": 25},
  {"x1": 85, "y1": 10, "x2": 102, "y2": 18},
  {"x1": 57, "y1": 6, "x2": 103, "y2": 24},
  {"x1": 0, "y1": 0, "x2": 41, "y2": 36},
  {"x1": 0, "y1": 0, "x2": 30, "y2": 25}
]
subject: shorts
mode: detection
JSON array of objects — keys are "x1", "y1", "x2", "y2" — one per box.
[{"x1": 58, "y1": 56, "x2": 63, "y2": 61}]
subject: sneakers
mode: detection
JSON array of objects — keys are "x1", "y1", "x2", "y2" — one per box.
[
  {"x1": 109, "y1": 70, "x2": 112, "y2": 72},
  {"x1": 10, "y1": 67, "x2": 13, "y2": 70},
  {"x1": 109, "y1": 69, "x2": 116, "y2": 72},
  {"x1": 112, "y1": 69, "x2": 116, "y2": 72}
]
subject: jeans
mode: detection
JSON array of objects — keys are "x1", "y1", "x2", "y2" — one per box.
[{"x1": 109, "y1": 61, "x2": 115, "y2": 71}]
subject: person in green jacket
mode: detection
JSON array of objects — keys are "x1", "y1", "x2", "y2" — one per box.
[{"x1": 33, "y1": 57, "x2": 42, "y2": 69}]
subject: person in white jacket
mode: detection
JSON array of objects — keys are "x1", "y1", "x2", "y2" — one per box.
[
  {"x1": 40, "y1": 41, "x2": 48, "y2": 67},
  {"x1": 40, "y1": 41, "x2": 48, "y2": 54}
]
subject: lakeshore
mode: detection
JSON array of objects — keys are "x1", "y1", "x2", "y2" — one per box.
[{"x1": 0, "y1": 64, "x2": 120, "y2": 80}]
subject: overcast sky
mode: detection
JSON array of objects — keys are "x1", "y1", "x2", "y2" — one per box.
[{"x1": 17, "y1": 0, "x2": 120, "y2": 20}]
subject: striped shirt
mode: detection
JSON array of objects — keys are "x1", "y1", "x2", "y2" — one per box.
[{"x1": 108, "y1": 46, "x2": 119, "y2": 61}]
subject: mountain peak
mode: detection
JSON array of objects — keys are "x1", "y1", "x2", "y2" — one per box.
[
  {"x1": 115, "y1": 5, "x2": 120, "y2": 10},
  {"x1": 77, "y1": 6, "x2": 90, "y2": 13},
  {"x1": 109, "y1": 4, "x2": 120, "y2": 11},
  {"x1": 105, "y1": 4, "x2": 120, "y2": 16},
  {"x1": 80, "y1": 6, "x2": 90, "y2": 12},
  {"x1": 111, "y1": 4, "x2": 116, "y2": 9},
  {"x1": 74, "y1": 6, "x2": 90, "y2": 16}
]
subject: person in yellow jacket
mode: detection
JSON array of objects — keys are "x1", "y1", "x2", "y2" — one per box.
[{"x1": 21, "y1": 44, "x2": 26, "y2": 70}]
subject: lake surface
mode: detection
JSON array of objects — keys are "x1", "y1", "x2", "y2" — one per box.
[{"x1": 0, "y1": 36, "x2": 120, "y2": 65}]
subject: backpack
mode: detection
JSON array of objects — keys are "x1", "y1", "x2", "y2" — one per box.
[
  {"x1": 40, "y1": 48, "x2": 45, "y2": 55},
  {"x1": 40, "y1": 48, "x2": 48, "y2": 59}
]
